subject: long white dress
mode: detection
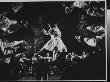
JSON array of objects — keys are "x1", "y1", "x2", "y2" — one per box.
[{"x1": 43, "y1": 27, "x2": 67, "y2": 53}]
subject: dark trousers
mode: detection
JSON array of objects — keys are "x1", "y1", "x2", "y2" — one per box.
[
  {"x1": 35, "y1": 49, "x2": 52, "y2": 80},
  {"x1": 36, "y1": 59, "x2": 49, "y2": 80}
]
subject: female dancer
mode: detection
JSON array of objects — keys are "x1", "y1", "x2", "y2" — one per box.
[
  {"x1": 32, "y1": 24, "x2": 67, "y2": 80},
  {"x1": 33, "y1": 24, "x2": 67, "y2": 60}
]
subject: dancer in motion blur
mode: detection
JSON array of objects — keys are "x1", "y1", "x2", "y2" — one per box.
[{"x1": 32, "y1": 24, "x2": 67, "y2": 80}]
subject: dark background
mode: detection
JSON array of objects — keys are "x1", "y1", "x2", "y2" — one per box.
[{"x1": 0, "y1": 2, "x2": 106, "y2": 80}]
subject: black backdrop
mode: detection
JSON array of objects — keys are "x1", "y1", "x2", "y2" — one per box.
[{"x1": 0, "y1": 2, "x2": 106, "y2": 80}]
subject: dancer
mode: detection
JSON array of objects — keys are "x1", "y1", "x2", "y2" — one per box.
[
  {"x1": 32, "y1": 24, "x2": 67, "y2": 80},
  {"x1": 33, "y1": 24, "x2": 67, "y2": 61}
]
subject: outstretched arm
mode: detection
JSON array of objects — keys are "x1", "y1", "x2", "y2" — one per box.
[
  {"x1": 42, "y1": 29, "x2": 49, "y2": 35},
  {"x1": 48, "y1": 24, "x2": 52, "y2": 33},
  {"x1": 42, "y1": 24, "x2": 52, "y2": 35}
]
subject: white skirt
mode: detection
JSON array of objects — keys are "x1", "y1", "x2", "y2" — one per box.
[
  {"x1": 84, "y1": 38, "x2": 97, "y2": 47},
  {"x1": 43, "y1": 37, "x2": 67, "y2": 52}
]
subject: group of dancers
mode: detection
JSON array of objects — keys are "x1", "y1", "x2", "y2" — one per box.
[{"x1": 0, "y1": 9, "x2": 105, "y2": 80}]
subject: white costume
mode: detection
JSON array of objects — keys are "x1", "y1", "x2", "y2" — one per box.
[{"x1": 43, "y1": 24, "x2": 67, "y2": 53}]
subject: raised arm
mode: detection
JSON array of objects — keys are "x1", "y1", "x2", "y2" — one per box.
[
  {"x1": 48, "y1": 24, "x2": 52, "y2": 33},
  {"x1": 42, "y1": 29, "x2": 49, "y2": 35}
]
